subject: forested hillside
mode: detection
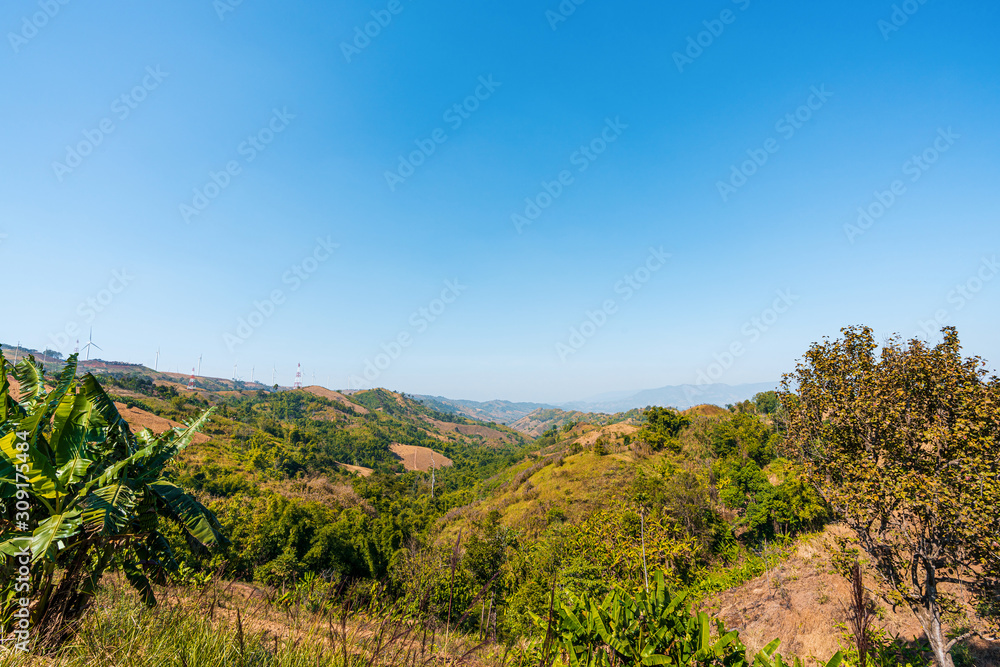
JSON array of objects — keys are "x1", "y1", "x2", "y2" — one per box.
[{"x1": 3, "y1": 330, "x2": 998, "y2": 666}]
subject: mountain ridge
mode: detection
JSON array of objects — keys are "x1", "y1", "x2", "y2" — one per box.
[{"x1": 416, "y1": 381, "x2": 777, "y2": 425}]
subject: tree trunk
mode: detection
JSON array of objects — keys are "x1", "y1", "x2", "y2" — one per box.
[
  {"x1": 911, "y1": 574, "x2": 955, "y2": 667},
  {"x1": 915, "y1": 606, "x2": 954, "y2": 667}
]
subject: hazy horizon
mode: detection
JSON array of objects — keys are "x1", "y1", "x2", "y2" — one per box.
[{"x1": 3, "y1": 1, "x2": 998, "y2": 403}]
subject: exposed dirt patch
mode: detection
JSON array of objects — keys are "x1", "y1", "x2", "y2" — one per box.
[
  {"x1": 389, "y1": 443, "x2": 453, "y2": 472},
  {"x1": 683, "y1": 404, "x2": 729, "y2": 418},
  {"x1": 114, "y1": 402, "x2": 211, "y2": 444},
  {"x1": 702, "y1": 526, "x2": 999, "y2": 665},
  {"x1": 574, "y1": 423, "x2": 639, "y2": 447},
  {"x1": 6, "y1": 375, "x2": 21, "y2": 399},
  {"x1": 421, "y1": 417, "x2": 514, "y2": 446},
  {"x1": 301, "y1": 385, "x2": 369, "y2": 414},
  {"x1": 338, "y1": 463, "x2": 374, "y2": 477}
]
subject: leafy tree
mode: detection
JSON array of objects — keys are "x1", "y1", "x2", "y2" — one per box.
[
  {"x1": 781, "y1": 326, "x2": 1000, "y2": 667},
  {"x1": 710, "y1": 413, "x2": 778, "y2": 467},
  {"x1": 753, "y1": 391, "x2": 779, "y2": 415},
  {"x1": 0, "y1": 353, "x2": 227, "y2": 645},
  {"x1": 637, "y1": 407, "x2": 691, "y2": 452}
]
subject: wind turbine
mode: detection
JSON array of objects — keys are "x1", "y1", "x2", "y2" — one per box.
[
  {"x1": 154, "y1": 348, "x2": 160, "y2": 371},
  {"x1": 81, "y1": 328, "x2": 102, "y2": 361}
]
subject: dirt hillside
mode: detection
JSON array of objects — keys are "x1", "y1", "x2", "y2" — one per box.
[
  {"x1": 301, "y1": 385, "x2": 369, "y2": 414},
  {"x1": 114, "y1": 402, "x2": 210, "y2": 444},
  {"x1": 389, "y1": 443, "x2": 453, "y2": 472},
  {"x1": 702, "y1": 525, "x2": 1000, "y2": 665}
]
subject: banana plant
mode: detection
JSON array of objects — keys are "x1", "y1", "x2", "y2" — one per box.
[
  {"x1": 0, "y1": 351, "x2": 228, "y2": 644},
  {"x1": 533, "y1": 570, "x2": 749, "y2": 666},
  {"x1": 753, "y1": 639, "x2": 843, "y2": 667},
  {"x1": 531, "y1": 571, "x2": 848, "y2": 667}
]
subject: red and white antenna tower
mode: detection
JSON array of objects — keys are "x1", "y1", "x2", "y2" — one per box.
[
  {"x1": 293, "y1": 363, "x2": 303, "y2": 390},
  {"x1": 187, "y1": 368, "x2": 196, "y2": 391}
]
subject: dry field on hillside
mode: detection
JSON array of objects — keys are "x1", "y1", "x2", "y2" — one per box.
[
  {"x1": 113, "y1": 402, "x2": 211, "y2": 444},
  {"x1": 389, "y1": 443, "x2": 453, "y2": 472},
  {"x1": 302, "y1": 385, "x2": 370, "y2": 414}
]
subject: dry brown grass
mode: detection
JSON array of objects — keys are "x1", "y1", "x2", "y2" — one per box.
[
  {"x1": 300, "y1": 386, "x2": 370, "y2": 414},
  {"x1": 389, "y1": 443, "x2": 453, "y2": 472},
  {"x1": 701, "y1": 526, "x2": 1000, "y2": 666},
  {"x1": 113, "y1": 401, "x2": 211, "y2": 444}
]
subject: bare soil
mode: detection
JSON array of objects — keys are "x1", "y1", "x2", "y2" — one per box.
[
  {"x1": 389, "y1": 443, "x2": 453, "y2": 472},
  {"x1": 301, "y1": 385, "x2": 370, "y2": 414},
  {"x1": 114, "y1": 402, "x2": 211, "y2": 444}
]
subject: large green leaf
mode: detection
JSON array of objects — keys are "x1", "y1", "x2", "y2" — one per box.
[
  {"x1": 27, "y1": 509, "x2": 83, "y2": 562},
  {"x1": 0, "y1": 532, "x2": 32, "y2": 558},
  {"x1": 0, "y1": 430, "x2": 60, "y2": 501},
  {"x1": 80, "y1": 373, "x2": 135, "y2": 454},
  {"x1": 148, "y1": 480, "x2": 229, "y2": 549},
  {"x1": 49, "y1": 391, "x2": 92, "y2": 469},
  {"x1": 13, "y1": 356, "x2": 44, "y2": 403},
  {"x1": 82, "y1": 482, "x2": 137, "y2": 535},
  {"x1": 122, "y1": 560, "x2": 156, "y2": 606},
  {"x1": 134, "y1": 408, "x2": 215, "y2": 483},
  {"x1": 56, "y1": 450, "x2": 93, "y2": 488}
]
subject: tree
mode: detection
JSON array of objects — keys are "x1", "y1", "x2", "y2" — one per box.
[
  {"x1": 1, "y1": 352, "x2": 228, "y2": 646},
  {"x1": 637, "y1": 407, "x2": 691, "y2": 452},
  {"x1": 780, "y1": 326, "x2": 1000, "y2": 667},
  {"x1": 753, "y1": 391, "x2": 779, "y2": 415},
  {"x1": 710, "y1": 412, "x2": 778, "y2": 466}
]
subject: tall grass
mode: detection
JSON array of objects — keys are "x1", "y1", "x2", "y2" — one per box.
[{"x1": 0, "y1": 576, "x2": 505, "y2": 667}]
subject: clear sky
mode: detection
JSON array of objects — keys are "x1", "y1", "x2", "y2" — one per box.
[{"x1": 1, "y1": 0, "x2": 998, "y2": 403}]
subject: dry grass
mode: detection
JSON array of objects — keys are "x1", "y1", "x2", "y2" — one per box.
[
  {"x1": 113, "y1": 402, "x2": 211, "y2": 444},
  {"x1": 389, "y1": 444, "x2": 453, "y2": 472},
  {"x1": 701, "y1": 526, "x2": 1000, "y2": 666},
  {"x1": 0, "y1": 576, "x2": 507, "y2": 667}
]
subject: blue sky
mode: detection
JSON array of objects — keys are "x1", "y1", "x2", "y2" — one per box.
[{"x1": 1, "y1": 0, "x2": 998, "y2": 403}]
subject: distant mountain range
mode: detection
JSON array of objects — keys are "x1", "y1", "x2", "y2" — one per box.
[
  {"x1": 416, "y1": 382, "x2": 778, "y2": 425},
  {"x1": 414, "y1": 396, "x2": 553, "y2": 424}
]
